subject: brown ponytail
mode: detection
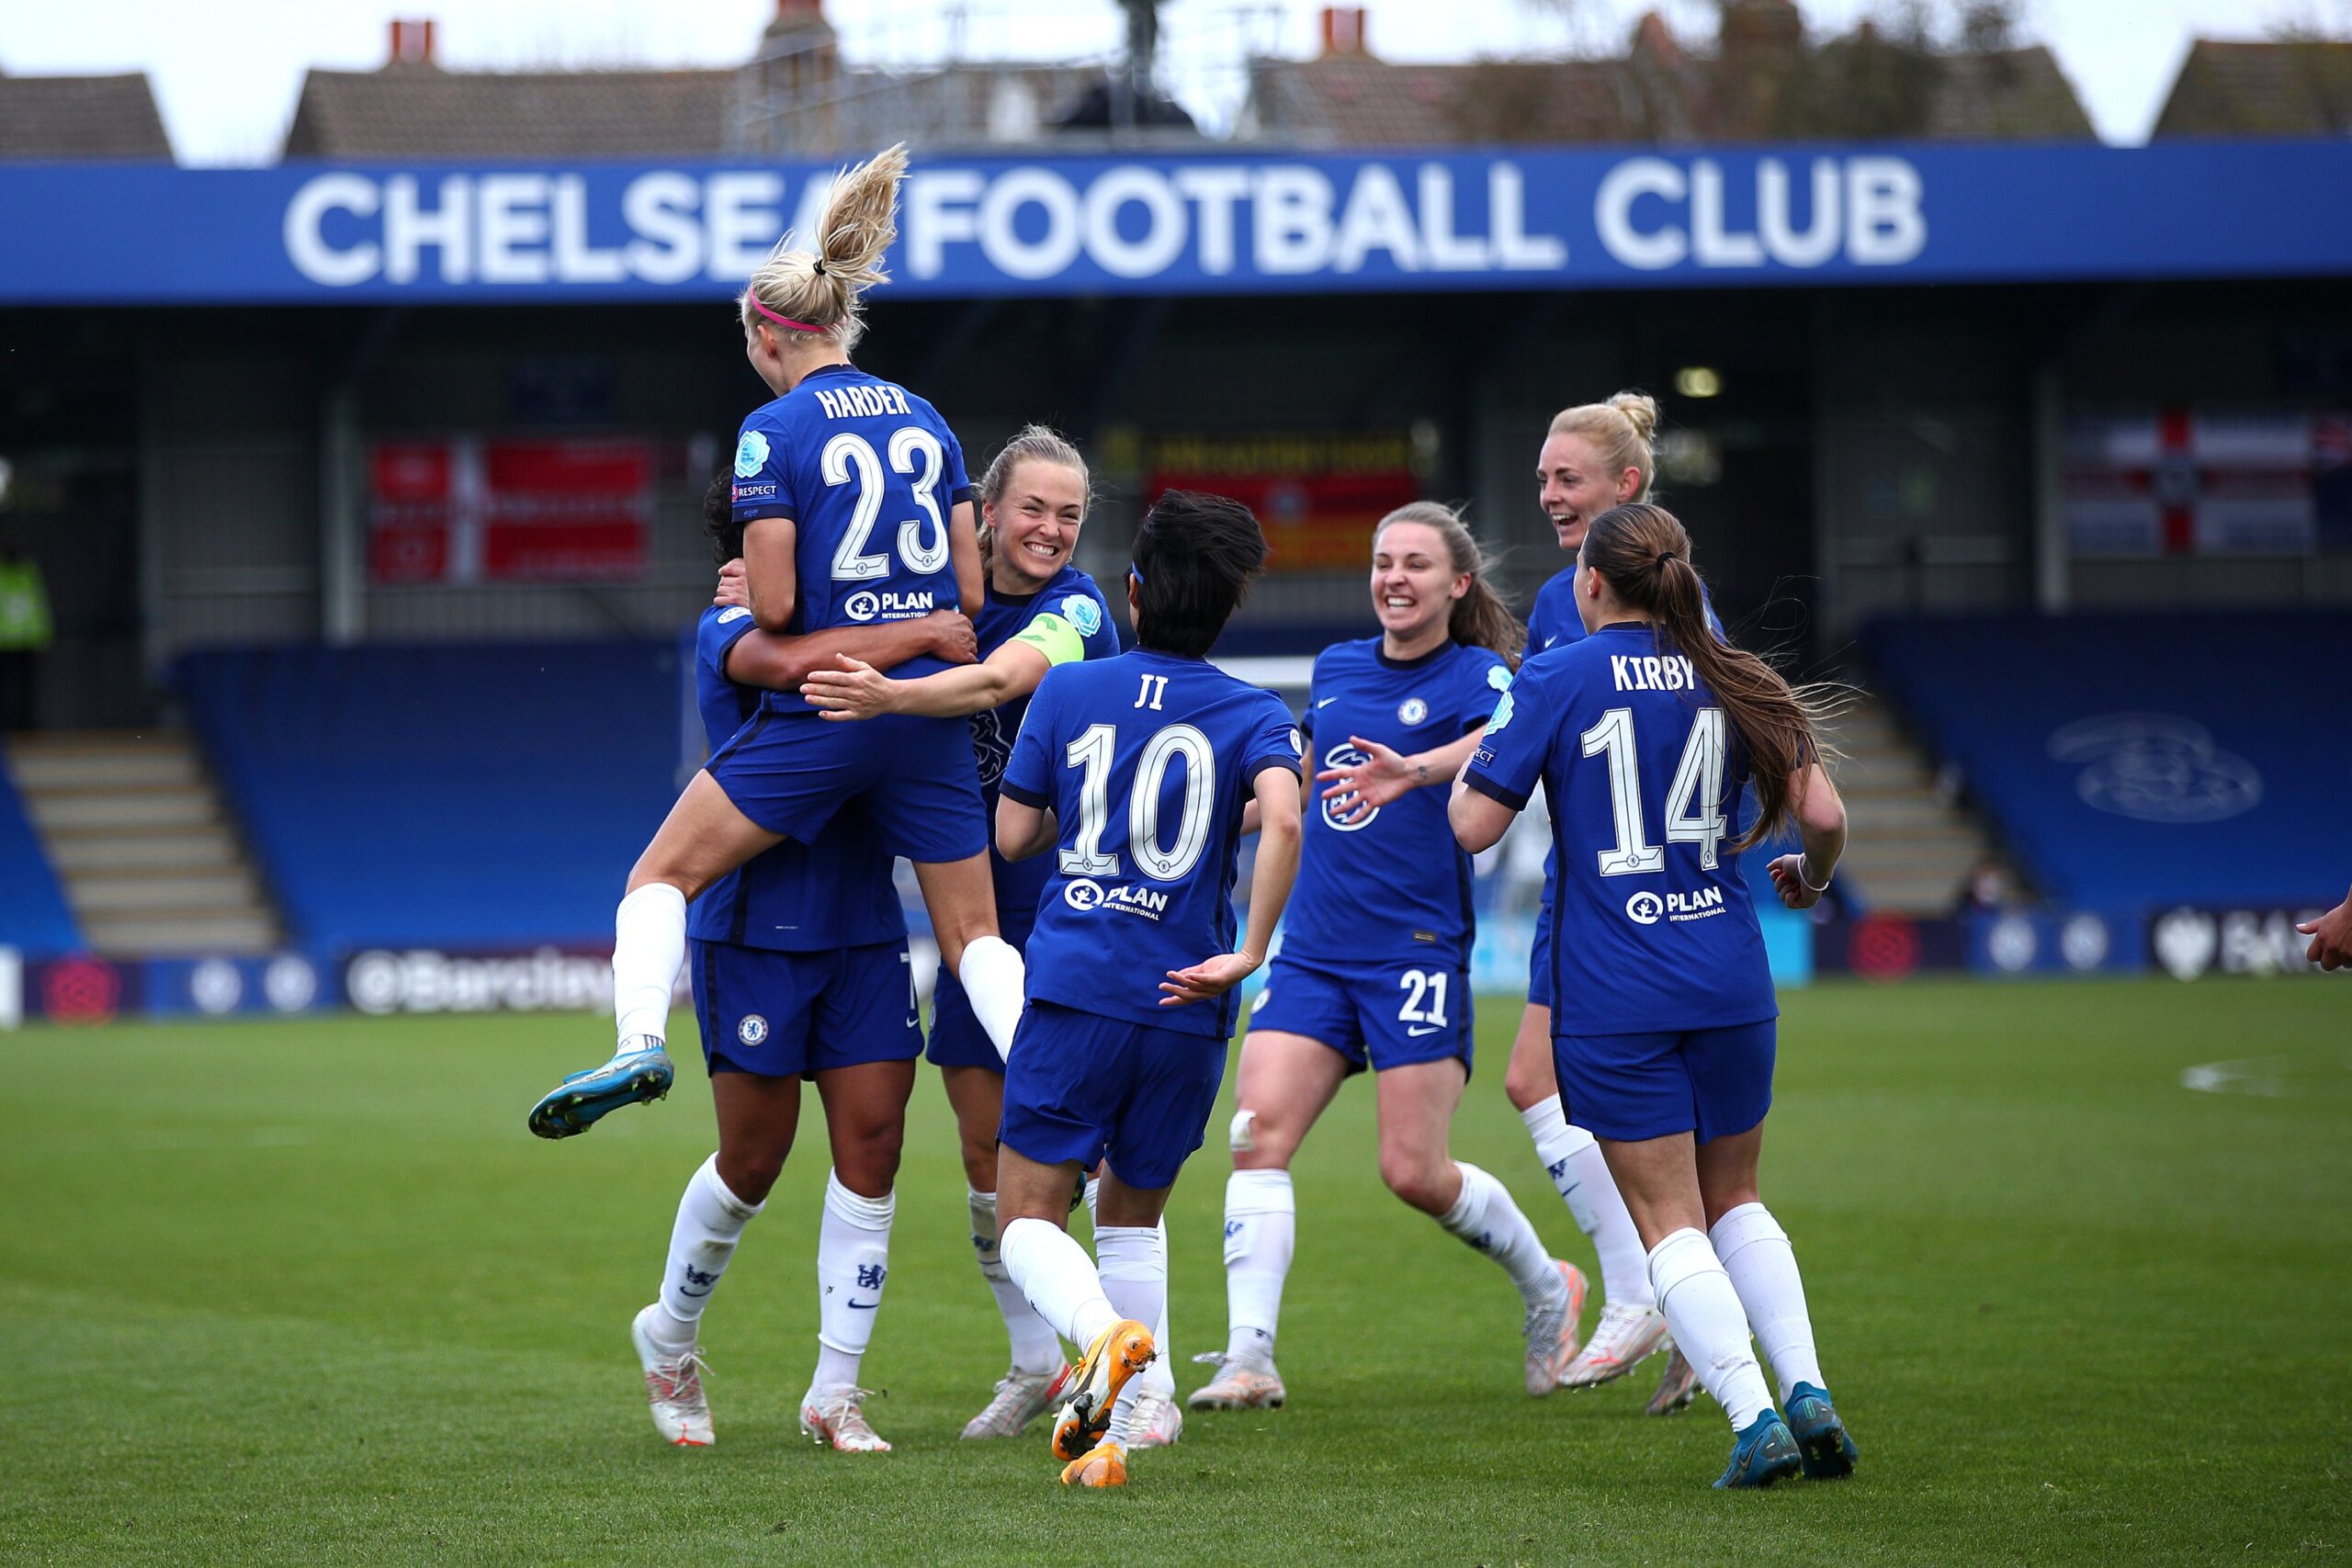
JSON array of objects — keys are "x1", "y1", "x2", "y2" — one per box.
[
  {"x1": 1579, "y1": 502, "x2": 1833, "y2": 850},
  {"x1": 1374, "y1": 502, "x2": 1527, "y2": 669}
]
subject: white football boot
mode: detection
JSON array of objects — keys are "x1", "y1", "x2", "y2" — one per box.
[
  {"x1": 1562, "y1": 1301, "x2": 1671, "y2": 1389},
  {"x1": 1186, "y1": 1350, "x2": 1287, "y2": 1410},
  {"x1": 960, "y1": 1366, "x2": 1070, "y2": 1440},
  {"x1": 1125, "y1": 1386, "x2": 1185, "y2": 1449},
  {"x1": 1522, "y1": 1259, "x2": 1590, "y2": 1396},
  {"x1": 629, "y1": 1303, "x2": 713, "y2": 1447},
  {"x1": 800, "y1": 1386, "x2": 891, "y2": 1452}
]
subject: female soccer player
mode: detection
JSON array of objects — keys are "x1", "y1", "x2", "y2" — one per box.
[
  {"x1": 628, "y1": 478, "x2": 979, "y2": 1455},
  {"x1": 1451, "y1": 501, "x2": 1858, "y2": 1489},
  {"x1": 803, "y1": 427, "x2": 1183, "y2": 1447},
  {"x1": 1188, "y1": 502, "x2": 1585, "y2": 1411},
  {"x1": 991, "y1": 491, "x2": 1306, "y2": 1489},
  {"x1": 526, "y1": 144, "x2": 1029, "y2": 1140}
]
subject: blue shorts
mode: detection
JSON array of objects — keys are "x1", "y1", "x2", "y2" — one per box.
[
  {"x1": 1551, "y1": 1018, "x2": 1776, "y2": 1145},
  {"x1": 707, "y1": 709, "x2": 985, "y2": 863},
  {"x1": 691, "y1": 938, "x2": 922, "y2": 1078},
  {"x1": 999, "y1": 1000, "x2": 1227, "y2": 1191},
  {"x1": 928, "y1": 908, "x2": 1031, "y2": 1072},
  {"x1": 1248, "y1": 953, "x2": 1472, "y2": 1077},
  {"x1": 1528, "y1": 871, "x2": 1555, "y2": 1011}
]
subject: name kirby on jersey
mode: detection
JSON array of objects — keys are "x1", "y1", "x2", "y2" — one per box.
[{"x1": 1611, "y1": 653, "x2": 1699, "y2": 693}]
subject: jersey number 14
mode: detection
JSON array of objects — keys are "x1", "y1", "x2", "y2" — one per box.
[{"x1": 1578, "y1": 706, "x2": 1727, "y2": 874}]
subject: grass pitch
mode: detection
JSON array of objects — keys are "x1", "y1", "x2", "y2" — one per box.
[{"x1": 1, "y1": 979, "x2": 2346, "y2": 1565}]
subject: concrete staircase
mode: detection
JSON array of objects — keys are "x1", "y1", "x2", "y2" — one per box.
[
  {"x1": 1815, "y1": 694, "x2": 2016, "y2": 916},
  {"x1": 6, "y1": 731, "x2": 281, "y2": 955}
]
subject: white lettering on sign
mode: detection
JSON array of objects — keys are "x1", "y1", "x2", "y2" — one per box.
[{"x1": 1596, "y1": 155, "x2": 1926, "y2": 272}]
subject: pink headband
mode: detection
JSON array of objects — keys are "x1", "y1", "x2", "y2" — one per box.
[{"x1": 749, "y1": 298, "x2": 828, "y2": 333}]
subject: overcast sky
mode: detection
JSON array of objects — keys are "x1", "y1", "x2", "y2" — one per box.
[{"x1": 2, "y1": 0, "x2": 2344, "y2": 164}]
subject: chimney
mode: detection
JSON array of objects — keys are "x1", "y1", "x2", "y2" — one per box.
[
  {"x1": 770, "y1": 0, "x2": 826, "y2": 29},
  {"x1": 1320, "y1": 6, "x2": 1368, "y2": 57},
  {"x1": 388, "y1": 18, "x2": 436, "y2": 67}
]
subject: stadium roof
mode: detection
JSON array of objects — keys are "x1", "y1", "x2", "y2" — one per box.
[
  {"x1": 0, "y1": 70, "x2": 172, "y2": 161},
  {"x1": 2152, "y1": 39, "x2": 2352, "y2": 137}
]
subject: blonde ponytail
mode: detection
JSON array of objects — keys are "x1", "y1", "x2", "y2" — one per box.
[
  {"x1": 1547, "y1": 389, "x2": 1660, "y2": 500},
  {"x1": 738, "y1": 142, "x2": 910, "y2": 354}
]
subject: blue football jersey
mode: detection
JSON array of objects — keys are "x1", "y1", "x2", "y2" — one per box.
[
  {"x1": 1283, "y1": 637, "x2": 1512, "y2": 971},
  {"x1": 687, "y1": 606, "x2": 904, "y2": 952},
  {"x1": 1525, "y1": 568, "x2": 1587, "y2": 657},
  {"x1": 1001, "y1": 650, "x2": 1304, "y2": 1040},
  {"x1": 1463, "y1": 623, "x2": 1774, "y2": 1034},
  {"x1": 968, "y1": 566, "x2": 1123, "y2": 925},
  {"x1": 730, "y1": 365, "x2": 974, "y2": 712}
]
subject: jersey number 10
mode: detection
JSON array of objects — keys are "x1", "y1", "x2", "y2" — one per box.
[
  {"x1": 1578, "y1": 706, "x2": 1728, "y2": 874},
  {"x1": 821, "y1": 428, "x2": 950, "y2": 581},
  {"x1": 1059, "y1": 721, "x2": 1216, "y2": 883}
]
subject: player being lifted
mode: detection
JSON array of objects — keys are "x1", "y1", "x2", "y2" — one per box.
[
  {"x1": 620, "y1": 477, "x2": 978, "y2": 1456},
  {"x1": 1451, "y1": 501, "x2": 1859, "y2": 1489},
  {"x1": 989, "y1": 491, "x2": 1305, "y2": 1489},
  {"x1": 1191, "y1": 502, "x2": 1587, "y2": 1412},
  {"x1": 803, "y1": 427, "x2": 1183, "y2": 1447},
  {"x1": 526, "y1": 144, "x2": 1031, "y2": 1138}
]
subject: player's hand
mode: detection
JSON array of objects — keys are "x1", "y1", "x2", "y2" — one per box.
[
  {"x1": 1316, "y1": 736, "x2": 1423, "y2": 822},
  {"x1": 1767, "y1": 853, "x2": 1826, "y2": 910},
  {"x1": 923, "y1": 609, "x2": 979, "y2": 666},
  {"x1": 802, "y1": 655, "x2": 896, "y2": 721},
  {"x1": 714, "y1": 558, "x2": 749, "y2": 609},
  {"x1": 1159, "y1": 951, "x2": 1262, "y2": 1007},
  {"x1": 2297, "y1": 896, "x2": 2352, "y2": 971}
]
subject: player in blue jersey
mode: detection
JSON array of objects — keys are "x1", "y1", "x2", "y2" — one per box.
[
  {"x1": 989, "y1": 491, "x2": 1305, "y2": 1489},
  {"x1": 803, "y1": 427, "x2": 1182, "y2": 1445},
  {"x1": 1499, "y1": 391, "x2": 1712, "y2": 1409},
  {"x1": 624, "y1": 476, "x2": 980, "y2": 1456},
  {"x1": 1187, "y1": 501, "x2": 1588, "y2": 1412},
  {"x1": 1452, "y1": 501, "x2": 1856, "y2": 1490},
  {"x1": 526, "y1": 145, "x2": 1032, "y2": 1141}
]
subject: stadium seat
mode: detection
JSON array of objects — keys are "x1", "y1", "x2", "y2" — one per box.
[
  {"x1": 1860, "y1": 612, "x2": 2352, "y2": 908},
  {"x1": 0, "y1": 739, "x2": 83, "y2": 954},
  {"x1": 176, "y1": 643, "x2": 684, "y2": 952}
]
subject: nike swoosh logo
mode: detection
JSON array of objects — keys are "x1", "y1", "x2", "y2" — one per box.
[
  {"x1": 847, "y1": 1298, "x2": 880, "y2": 1310},
  {"x1": 1317, "y1": 697, "x2": 1338, "y2": 708},
  {"x1": 1406, "y1": 1024, "x2": 1442, "y2": 1037}
]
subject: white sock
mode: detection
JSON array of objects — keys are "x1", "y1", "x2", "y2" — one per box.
[
  {"x1": 956, "y1": 934, "x2": 1027, "y2": 1063},
  {"x1": 613, "y1": 883, "x2": 687, "y2": 1044},
  {"x1": 1438, "y1": 1161, "x2": 1564, "y2": 1308},
  {"x1": 1095, "y1": 1224, "x2": 1166, "y2": 1444},
  {"x1": 1521, "y1": 1096, "x2": 1653, "y2": 1308},
  {"x1": 653, "y1": 1154, "x2": 762, "y2": 1346},
  {"x1": 1222, "y1": 1168, "x2": 1295, "y2": 1364},
  {"x1": 1001, "y1": 1215, "x2": 1121, "y2": 1348},
  {"x1": 1711, "y1": 1202, "x2": 1825, "y2": 1403},
  {"x1": 1084, "y1": 1179, "x2": 1174, "y2": 1395},
  {"x1": 969, "y1": 1187, "x2": 1063, "y2": 1375},
  {"x1": 808, "y1": 1170, "x2": 893, "y2": 1396},
  {"x1": 1648, "y1": 1226, "x2": 1775, "y2": 1432}
]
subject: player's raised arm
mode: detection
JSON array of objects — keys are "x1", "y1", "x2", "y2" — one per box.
[
  {"x1": 742, "y1": 514, "x2": 798, "y2": 635},
  {"x1": 805, "y1": 608, "x2": 1071, "y2": 720}
]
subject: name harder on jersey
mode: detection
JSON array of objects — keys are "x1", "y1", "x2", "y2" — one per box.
[{"x1": 808, "y1": 384, "x2": 916, "y2": 421}]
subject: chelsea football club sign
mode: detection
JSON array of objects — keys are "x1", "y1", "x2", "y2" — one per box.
[{"x1": 0, "y1": 141, "x2": 2347, "y2": 303}]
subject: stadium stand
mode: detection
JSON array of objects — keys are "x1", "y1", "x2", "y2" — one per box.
[
  {"x1": 0, "y1": 741, "x2": 84, "y2": 953},
  {"x1": 1860, "y1": 611, "x2": 2352, "y2": 908},
  {"x1": 176, "y1": 643, "x2": 682, "y2": 952}
]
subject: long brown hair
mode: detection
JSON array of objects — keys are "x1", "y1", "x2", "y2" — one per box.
[
  {"x1": 1374, "y1": 502, "x2": 1526, "y2": 669},
  {"x1": 1579, "y1": 502, "x2": 1829, "y2": 850}
]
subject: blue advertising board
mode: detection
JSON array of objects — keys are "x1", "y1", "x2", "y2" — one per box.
[{"x1": 1, "y1": 141, "x2": 2346, "y2": 304}]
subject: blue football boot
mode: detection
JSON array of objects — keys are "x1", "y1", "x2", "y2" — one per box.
[
  {"x1": 1784, "y1": 1382, "x2": 1859, "y2": 1479},
  {"x1": 1714, "y1": 1410, "x2": 1804, "y2": 1489},
  {"x1": 526, "y1": 1037, "x2": 673, "y2": 1139}
]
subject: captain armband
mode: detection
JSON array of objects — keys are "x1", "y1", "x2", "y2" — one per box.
[{"x1": 1009, "y1": 611, "x2": 1086, "y2": 668}]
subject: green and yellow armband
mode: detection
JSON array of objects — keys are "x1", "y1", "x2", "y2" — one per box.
[{"x1": 1010, "y1": 611, "x2": 1086, "y2": 668}]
